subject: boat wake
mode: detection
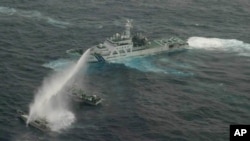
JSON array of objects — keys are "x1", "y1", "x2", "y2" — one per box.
[
  {"x1": 187, "y1": 37, "x2": 250, "y2": 56},
  {"x1": 28, "y1": 49, "x2": 90, "y2": 132},
  {"x1": 110, "y1": 37, "x2": 250, "y2": 74},
  {"x1": 0, "y1": 6, "x2": 70, "y2": 28},
  {"x1": 44, "y1": 36, "x2": 250, "y2": 77},
  {"x1": 112, "y1": 56, "x2": 194, "y2": 77}
]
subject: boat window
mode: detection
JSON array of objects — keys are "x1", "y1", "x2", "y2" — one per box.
[
  {"x1": 35, "y1": 120, "x2": 41, "y2": 124},
  {"x1": 169, "y1": 44, "x2": 174, "y2": 48},
  {"x1": 119, "y1": 50, "x2": 126, "y2": 54}
]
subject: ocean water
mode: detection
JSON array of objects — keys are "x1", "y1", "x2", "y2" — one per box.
[{"x1": 0, "y1": 0, "x2": 250, "y2": 141}]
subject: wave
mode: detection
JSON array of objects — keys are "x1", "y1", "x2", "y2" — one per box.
[
  {"x1": 0, "y1": 6, "x2": 70, "y2": 28},
  {"x1": 46, "y1": 17, "x2": 70, "y2": 28},
  {"x1": 187, "y1": 37, "x2": 250, "y2": 56},
  {"x1": 0, "y1": 6, "x2": 16, "y2": 15}
]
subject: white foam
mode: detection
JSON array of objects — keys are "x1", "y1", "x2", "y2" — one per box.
[
  {"x1": 187, "y1": 37, "x2": 250, "y2": 53},
  {"x1": 28, "y1": 49, "x2": 90, "y2": 132},
  {"x1": 188, "y1": 37, "x2": 224, "y2": 49},
  {"x1": 47, "y1": 110, "x2": 75, "y2": 131}
]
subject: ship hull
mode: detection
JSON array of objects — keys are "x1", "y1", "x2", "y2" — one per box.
[
  {"x1": 87, "y1": 43, "x2": 188, "y2": 63},
  {"x1": 18, "y1": 113, "x2": 50, "y2": 132}
]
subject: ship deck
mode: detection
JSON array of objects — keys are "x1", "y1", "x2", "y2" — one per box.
[{"x1": 146, "y1": 40, "x2": 165, "y2": 48}]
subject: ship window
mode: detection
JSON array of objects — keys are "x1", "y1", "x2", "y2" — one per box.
[
  {"x1": 169, "y1": 44, "x2": 174, "y2": 48},
  {"x1": 35, "y1": 120, "x2": 41, "y2": 124},
  {"x1": 119, "y1": 43, "x2": 129, "y2": 46},
  {"x1": 119, "y1": 50, "x2": 126, "y2": 54}
]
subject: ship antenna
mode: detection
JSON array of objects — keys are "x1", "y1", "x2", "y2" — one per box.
[{"x1": 125, "y1": 19, "x2": 132, "y2": 38}]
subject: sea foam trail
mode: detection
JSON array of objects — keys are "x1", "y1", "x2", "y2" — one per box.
[
  {"x1": 112, "y1": 57, "x2": 194, "y2": 77},
  {"x1": 187, "y1": 37, "x2": 250, "y2": 56},
  {"x1": 28, "y1": 49, "x2": 90, "y2": 132},
  {"x1": 0, "y1": 6, "x2": 70, "y2": 28}
]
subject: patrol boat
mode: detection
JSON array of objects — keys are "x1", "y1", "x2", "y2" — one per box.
[
  {"x1": 67, "y1": 20, "x2": 188, "y2": 63},
  {"x1": 18, "y1": 110, "x2": 50, "y2": 132},
  {"x1": 69, "y1": 89, "x2": 103, "y2": 106}
]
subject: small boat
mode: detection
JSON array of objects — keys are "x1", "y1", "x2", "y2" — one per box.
[
  {"x1": 69, "y1": 89, "x2": 103, "y2": 106},
  {"x1": 17, "y1": 110, "x2": 50, "y2": 132}
]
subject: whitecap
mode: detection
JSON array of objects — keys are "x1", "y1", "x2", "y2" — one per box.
[
  {"x1": 46, "y1": 17, "x2": 70, "y2": 28},
  {"x1": 0, "y1": 6, "x2": 70, "y2": 28},
  {"x1": 0, "y1": 6, "x2": 16, "y2": 15}
]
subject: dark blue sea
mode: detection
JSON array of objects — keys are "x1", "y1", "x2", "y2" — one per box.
[{"x1": 1, "y1": 0, "x2": 250, "y2": 141}]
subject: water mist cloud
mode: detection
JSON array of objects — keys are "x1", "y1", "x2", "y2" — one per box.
[{"x1": 28, "y1": 49, "x2": 90, "y2": 132}]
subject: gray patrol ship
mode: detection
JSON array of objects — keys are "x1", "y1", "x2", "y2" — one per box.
[
  {"x1": 67, "y1": 20, "x2": 188, "y2": 63},
  {"x1": 18, "y1": 110, "x2": 50, "y2": 132},
  {"x1": 69, "y1": 89, "x2": 103, "y2": 106}
]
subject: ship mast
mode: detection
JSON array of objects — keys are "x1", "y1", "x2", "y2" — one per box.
[{"x1": 125, "y1": 20, "x2": 132, "y2": 38}]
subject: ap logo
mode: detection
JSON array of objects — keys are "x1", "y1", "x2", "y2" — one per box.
[
  {"x1": 230, "y1": 125, "x2": 250, "y2": 141},
  {"x1": 234, "y1": 129, "x2": 247, "y2": 136}
]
